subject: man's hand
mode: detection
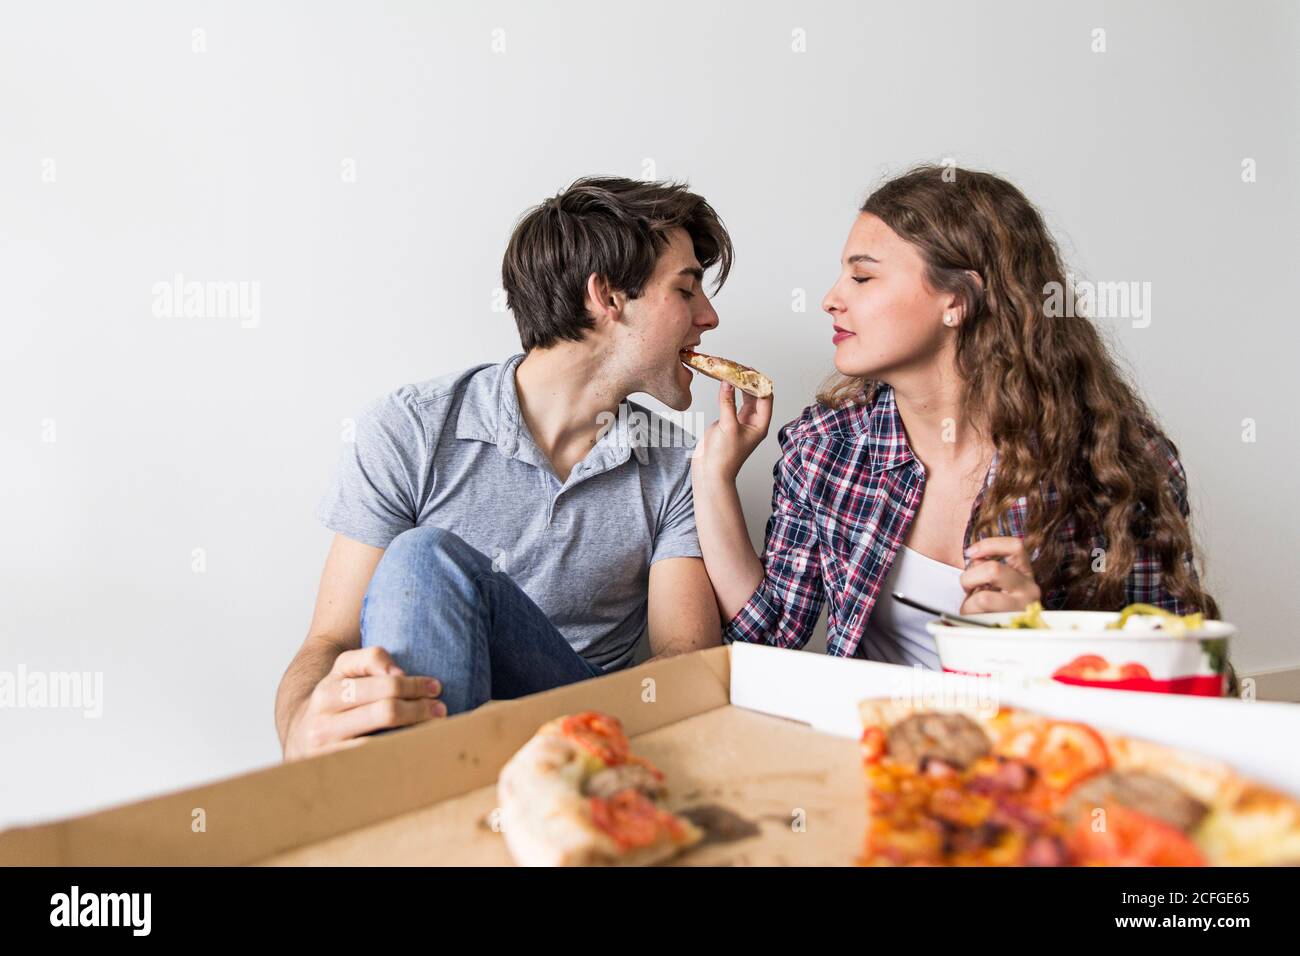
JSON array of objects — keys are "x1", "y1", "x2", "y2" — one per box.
[
  {"x1": 282, "y1": 646, "x2": 445, "y2": 761},
  {"x1": 959, "y1": 536, "x2": 1042, "y2": 615}
]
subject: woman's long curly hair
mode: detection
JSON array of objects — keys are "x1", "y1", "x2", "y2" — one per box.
[{"x1": 818, "y1": 165, "x2": 1217, "y2": 616}]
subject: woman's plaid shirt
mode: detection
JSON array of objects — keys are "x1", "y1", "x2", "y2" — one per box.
[{"x1": 723, "y1": 384, "x2": 1203, "y2": 656}]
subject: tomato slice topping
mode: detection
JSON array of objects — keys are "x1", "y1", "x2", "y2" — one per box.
[
  {"x1": 589, "y1": 789, "x2": 669, "y2": 850},
  {"x1": 560, "y1": 711, "x2": 629, "y2": 765},
  {"x1": 1030, "y1": 721, "x2": 1110, "y2": 791},
  {"x1": 861, "y1": 727, "x2": 887, "y2": 765},
  {"x1": 1068, "y1": 802, "x2": 1206, "y2": 866}
]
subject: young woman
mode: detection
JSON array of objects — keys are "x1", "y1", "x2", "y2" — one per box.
[{"x1": 691, "y1": 165, "x2": 1217, "y2": 669}]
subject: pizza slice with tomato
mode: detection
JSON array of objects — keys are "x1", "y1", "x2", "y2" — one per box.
[
  {"x1": 857, "y1": 700, "x2": 1300, "y2": 866},
  {"x1": 497, "y1": 711, "x2": 702, "y2": 866}
]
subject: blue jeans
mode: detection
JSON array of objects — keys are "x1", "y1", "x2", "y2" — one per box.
[{"x1": 360, "y1": 526, "x2": 604, "y2": 715}]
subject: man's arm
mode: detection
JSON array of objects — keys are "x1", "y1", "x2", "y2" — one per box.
[
  {"x1": 274, "y1": 533, "x2": 444, "y2": 760},
  {"x1": 645, "y1": 556, "x2": 722, "y2": 659}
]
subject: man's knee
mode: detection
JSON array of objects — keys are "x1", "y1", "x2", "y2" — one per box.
[
  {"x1": 383, "y1": 526, "x2": 489, "y2": 578},
  {"x1": 361, "y1": 527, "x2": 489, "y2": 653}
]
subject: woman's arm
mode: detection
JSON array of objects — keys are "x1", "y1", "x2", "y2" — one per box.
[
  {"x1": 690, "y1": 381, "x2": 771, "y2": 616},
  {"x1": 691, "y1": 468, "x2": 765, "y2": 619},
  {"x1": 691, "y1": 383, "x2": 826, "y2": 647}
]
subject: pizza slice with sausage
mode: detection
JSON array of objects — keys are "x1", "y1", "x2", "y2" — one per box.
[{"x1": 497, "y1": 711, "x2": 702, "y2": 866}]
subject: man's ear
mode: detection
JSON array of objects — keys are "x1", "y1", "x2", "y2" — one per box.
[{"x1": 584, "y1": 273, "x2": 626, "y2": 326}]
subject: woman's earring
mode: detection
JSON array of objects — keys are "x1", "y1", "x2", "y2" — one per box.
[{"x1": 943, "y1": 313, "x2": 957, "y2": 327}]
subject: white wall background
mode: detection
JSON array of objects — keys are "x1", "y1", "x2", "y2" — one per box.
[{"x1": 1, "y1": 0, "x2": 1296, "y2": 827}]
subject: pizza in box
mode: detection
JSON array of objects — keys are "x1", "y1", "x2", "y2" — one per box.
[
  {"x1": 493, "y1": 702, "x2": 1300, "y2": 866},
  {"x1": 857, "y1": 699, "x2": 1300, "y2": 866}
]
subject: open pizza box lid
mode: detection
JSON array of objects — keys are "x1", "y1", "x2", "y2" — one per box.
[{"x1": 2, "y1": 643, "x2": 1297, "y2": 866}]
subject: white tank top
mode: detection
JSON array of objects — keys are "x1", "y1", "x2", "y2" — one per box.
[{"x1": 856, "y1": 546, "x2": 966, "y2": 670}]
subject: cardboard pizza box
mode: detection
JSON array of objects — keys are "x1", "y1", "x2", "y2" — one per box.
[{"x1": 2, "y1": 644, "x2": 1297, "y2": 866}]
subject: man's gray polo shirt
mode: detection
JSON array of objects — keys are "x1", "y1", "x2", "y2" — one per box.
[{"x1": 317, "y1": 354, "x2": 701, "y2": 671}]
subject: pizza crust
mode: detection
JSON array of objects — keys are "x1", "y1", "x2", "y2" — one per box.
[{"x1": 498, "y1": 733, "x2": 618, "y2": 866}]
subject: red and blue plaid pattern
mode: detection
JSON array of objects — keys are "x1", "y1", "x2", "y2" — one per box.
[{"x1": 723, "y1": 384, "x2": 1203, "y2": 656}]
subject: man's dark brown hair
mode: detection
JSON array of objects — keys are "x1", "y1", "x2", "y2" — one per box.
[{"x1": 502, "y1": 176, "x2": 733, "y2": 351}]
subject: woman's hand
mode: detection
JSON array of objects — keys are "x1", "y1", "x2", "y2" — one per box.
[
  {"x1": 959, "y1": 536, "x2": 1042, "y2": 615},
  {"x1": 691, "y1": 382, "x2": 773, "y2": 484}
]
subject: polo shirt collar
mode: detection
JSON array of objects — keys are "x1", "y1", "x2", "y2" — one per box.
[
  {"x1": 455, "y1": 353, "x2": 649, "y2": 470},
  {"x1": 591, "y1": 403, "x2": 651, "y2": 468}
]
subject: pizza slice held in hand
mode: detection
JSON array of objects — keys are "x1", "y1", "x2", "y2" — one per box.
[{"x1": 680, "y1": 349, "x2": 773, "y2": 399}]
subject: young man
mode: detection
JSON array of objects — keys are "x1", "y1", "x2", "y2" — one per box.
[{"x1": 275, "y1": 177, "x2": 732, "y2": 760}]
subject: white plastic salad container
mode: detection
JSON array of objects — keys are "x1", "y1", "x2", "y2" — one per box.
[{"x1": 927, "y1": 609, "x2": 1235, "y2": 696}]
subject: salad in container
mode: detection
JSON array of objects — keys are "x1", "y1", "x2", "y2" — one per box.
[{"x1": 927, "y1": 603, "x2": 1234, "y2": 696}]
